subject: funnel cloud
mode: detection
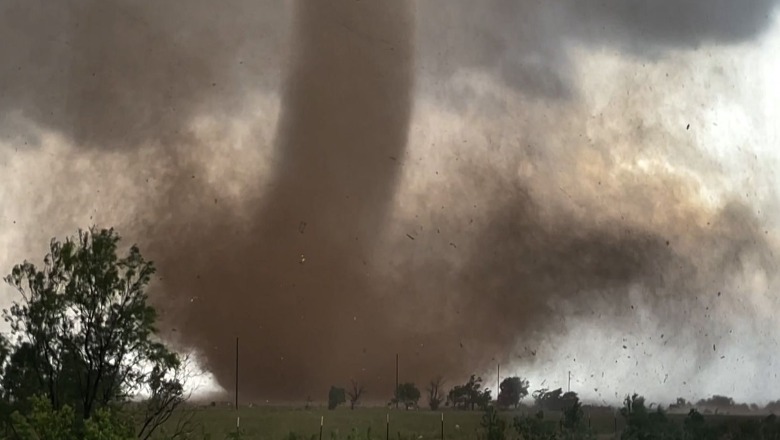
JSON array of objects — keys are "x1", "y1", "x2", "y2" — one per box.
[{"x1": 1, "y1": 0, "x2": 779, "y2": 402}]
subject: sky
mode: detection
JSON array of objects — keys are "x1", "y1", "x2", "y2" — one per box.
[{"x1": 1, "y1": 1, "x2": 780, "y2": 406}]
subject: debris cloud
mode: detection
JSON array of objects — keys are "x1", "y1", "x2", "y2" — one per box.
[{"x1": 1, "y1": 0, "x2": 779, "y2": 402}]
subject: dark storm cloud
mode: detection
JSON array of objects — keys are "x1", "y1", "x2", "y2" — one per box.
[
  {"x1": 572, "y1": 0, "x2": 778, "y2": 48},
  {"x1": 0, "y1": 0, "x2": 287, "y2": 149},
  {"x1": 1, "y1": 0, "x2": 778, "y2": 401},
  {"x1": 416, "y1": 0, "x2": 779, "y2": 97}
]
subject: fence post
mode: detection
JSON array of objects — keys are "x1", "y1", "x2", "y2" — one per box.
[
  {"x1": 441, "y1": 412, "x2": 444, "y2": 440},
  {"x1": 614, "y1": 415, "x2": 618, "y2": 439},
  {"x1": 319, "y1": 416, "x2": 323, "y2": 440},
  {"x1": 386, "y1": 413, "x2": 390, "y2": 440}
]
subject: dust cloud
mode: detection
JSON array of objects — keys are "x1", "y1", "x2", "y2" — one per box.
[{"x1": 1, "y1": 0, "x2": 779, "y2": 402}]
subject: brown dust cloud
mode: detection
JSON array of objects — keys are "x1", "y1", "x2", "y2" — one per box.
[{"x1": 1, "y1": 0, "x2": 780, "y2": 402}]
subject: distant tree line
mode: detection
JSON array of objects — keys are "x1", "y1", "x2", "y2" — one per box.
[
  {"x1": 326, "y1": 374, "x2": 531, "y2": 412},
  {"x1": 487, "y1": 392, "x2": 780, "y2": 440},
  {"x1": 323, "y1": 373, "x2": 780, "y2": 440}
]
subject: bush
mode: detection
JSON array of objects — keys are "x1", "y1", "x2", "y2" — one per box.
[
  {"x1": 328, "y1": 386, "x2": 346, "y2": 410},
  {"x1": 7, "y1": 395, "x2": 133, "y2": 440},
  {"x1": 481, "y1": 406, "x2": 507, "y2": 440},
  {"x1": 513, "y1": 411, "x2": 558, "y2": 440}
]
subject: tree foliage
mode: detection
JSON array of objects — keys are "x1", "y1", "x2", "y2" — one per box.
[
  {"x1": 533, "y1": 388, "x2": 580, "y2": 412},
  {"x1": 0, "y1": 227, "x2": 185, "y2": 438},
  {"x1": 497, "y1": 376, "x2": 529, "y2": 409},
  {"x1": 392, "y1": 383, "x2": 420, "y2": 410},
  {"x1": 328, "y1": 386, "x2": 346, "y2": 410},
  {"x1": 447, "y1": 375, "x2": 491, "y2": 411},
  {"x1": 7, "y1": 395, "x2": 133, "y2": 440},
  {"x1": 694, "y1": 395, "x2": 750, "y2": 414}
]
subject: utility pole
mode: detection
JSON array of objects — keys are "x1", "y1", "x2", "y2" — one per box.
[
  {"x1": 236, "y1": 337, "x2": 240, "y2": 408},
  {"x1": 235, "y1": 337, "x2": 240, "y2": 434},
  {"x1": 567, "y1": 370, "x2": 571, "y2": 393},
  {"x1": 497, "y1": 363, "x2": 500, "y2": 399},
  {"x1": 395, "y1": 353, "x2": 399, "y2": 409}
]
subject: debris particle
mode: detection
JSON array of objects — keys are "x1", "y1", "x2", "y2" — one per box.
[
  {"x1": 299, "y1": 221, "x2": 307, "y2": 234},
  {"x1": 406, "y1": 234, "x2": 415, "y2": 240}
]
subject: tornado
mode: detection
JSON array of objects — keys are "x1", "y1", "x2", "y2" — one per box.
[
  {"x1": 2, "y1": 0, "x2": 780, "y2": 404},
  {"x1": 154, "y1": 0, "x2": 415, "y2": 399}
]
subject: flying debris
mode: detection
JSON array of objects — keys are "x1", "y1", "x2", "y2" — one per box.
[{"x1": 1, "y1": 0, "x2": 777, "y2": 403}]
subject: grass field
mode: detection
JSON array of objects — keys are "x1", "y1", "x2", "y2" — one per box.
[
  {"x1": 170, "y1": 404, "x2": 773, "y2": 439},
  {"x1": 177, "y1": 405, "x2": 633, "y2": 440}
]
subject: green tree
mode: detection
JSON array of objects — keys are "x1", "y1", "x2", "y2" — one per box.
[
  {"x1": 8, "y1": 395, "x2": 133, "y2": 440},
  {"x1": 393, "y1": 382, "x2": 421, "y2": 410},
  {"x1": 447, "y1": 375, "x2": 491, "y2": 410},
  {"x1": 534, "y1": 388, "x2": 580, "y2": 412},
  {"x1": 328, "y1": 386, "x2": 346, "y2": 410},
  {"x1": 497, "y1": 376, "x2": 529, "y2": 409},
  {"x1": 1, "y1": 227, "x2": 186, "y2": 438}
]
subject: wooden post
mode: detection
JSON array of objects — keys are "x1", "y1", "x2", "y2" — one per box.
[
  {"x1": 395, "y1": 354, "x2": 399, "y2": 409},
  {"x1": 235, "y1": 337, "x2": 240, "y2": 436},
  {"x1": 386, "y1": 413, "x2": 390, "y2": 440},
  {"x1": 235, "y1": 337, "x2": 239, "y2": 408},
  {"x1": 496, "y1": 364, "x2": 500, "y2": 402},
  {"x1": 614, "y1": 415, "x2": 618, "y2": 439},
  {"x1": 441, "y1": 412, "x2": 444, "y2": 440},
  {"x1": 319, "y1": 416, "x2": 323, "y2": 440}
]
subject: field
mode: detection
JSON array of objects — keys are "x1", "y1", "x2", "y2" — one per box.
[
  {"x1": 177, "y1": 405, "x2": 627, "y2": 440},
  {"x1": 170, "y1": 405, "x2": 772, "y2": 440}
]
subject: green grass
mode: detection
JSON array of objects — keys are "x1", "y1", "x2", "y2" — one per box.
[
  {"x1": 187, "y1": 407, "x2": 485, "y2": 440},
  {"x1": 167, "y1": 405, "x2": 771, "y2": 440},
  {"x1": 169, "y1": 405, "x2": 621, "y2": 440}
]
